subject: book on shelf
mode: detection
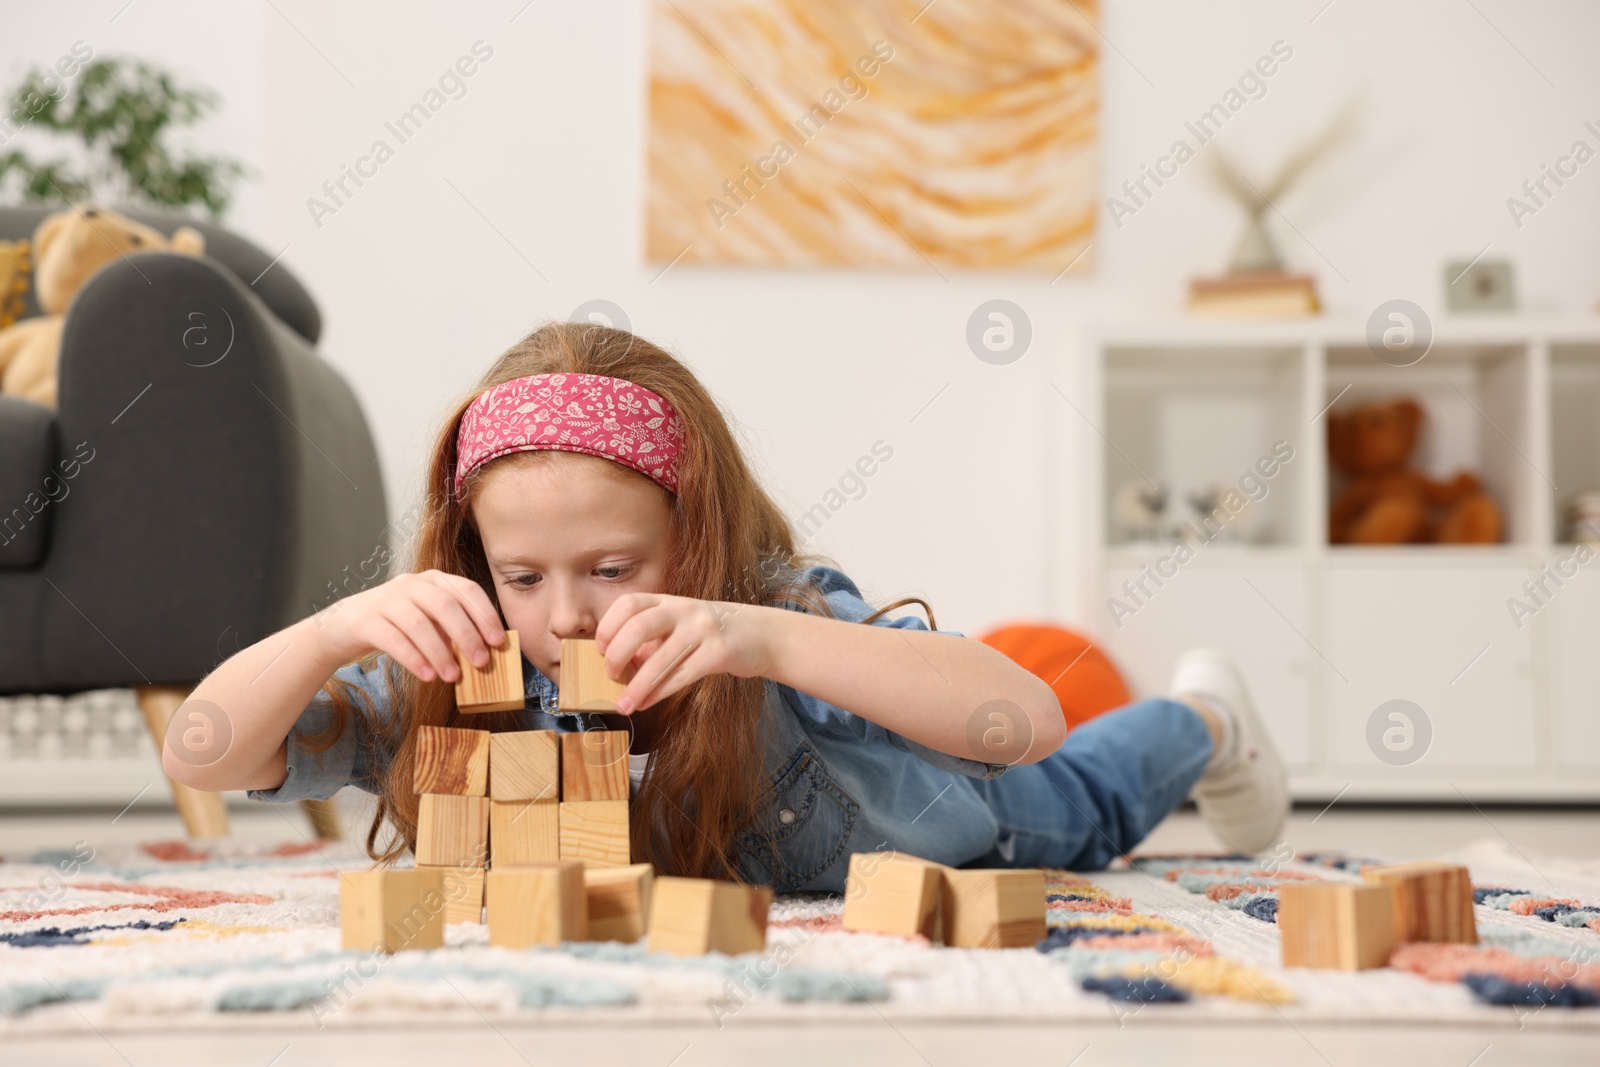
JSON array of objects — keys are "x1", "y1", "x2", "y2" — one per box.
[{"x1": 1187, "y1": 271, "x2": 1320, "y2": 318}]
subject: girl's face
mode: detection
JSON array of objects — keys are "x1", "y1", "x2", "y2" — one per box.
[{"x1": 471, "y1": 452, "x2": 674, "y2": 684}]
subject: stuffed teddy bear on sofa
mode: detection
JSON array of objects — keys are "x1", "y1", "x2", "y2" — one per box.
[
  {"x1": 1328, "y1": 396, "x2": 1503, "y2": 544},
  {"x1": 0, "y1": 205, "x2": 204, "y2": 407}
]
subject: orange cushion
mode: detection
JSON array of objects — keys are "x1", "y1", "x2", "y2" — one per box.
[{"x1": 976, "y1": 623, "x2": 1131, "y2": 732}]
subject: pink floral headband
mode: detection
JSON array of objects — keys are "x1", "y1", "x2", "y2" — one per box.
[{"x1": 454, "y1": 372, "x2": 684, "y2": 501}]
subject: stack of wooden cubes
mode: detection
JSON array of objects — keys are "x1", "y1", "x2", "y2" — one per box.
[
  {"x1": 341, "y1": 634, "x2": 771, "y2": 956},
  {"x1": 557, "y1": 730, "x2": 630, "y2": 864},
  {"x1": 338, "y1": 720, "x2": 493, "y2": 951},
  {"x1": 487, "y1": 730, "x2": 560, "y2": 866},
  {"x1": 460, "y1": 632, "x2": 632, "y2": 868},
  {"x1": 550, "y1": 635, "x2": 635, "y2": 865},
  {"x1": 413, "y1": 724, "x2": 491, "y2": 924}
]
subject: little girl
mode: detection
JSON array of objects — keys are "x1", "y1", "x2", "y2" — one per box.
[{"x1": 168, "y1": 322, "x2": 1289, "y2": 889}]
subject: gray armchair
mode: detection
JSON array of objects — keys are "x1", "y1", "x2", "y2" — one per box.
[{"x1": 0, "y1": 204, "x2": 389, "y2": 838}]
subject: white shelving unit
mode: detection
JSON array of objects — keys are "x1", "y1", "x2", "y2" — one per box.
[{"x1": 1060, "y1": 318, "x2": 1600, "y2": 802}]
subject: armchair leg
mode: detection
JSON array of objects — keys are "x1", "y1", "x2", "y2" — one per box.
[
  {"x1": 134, "y1": 685, "x2": 230, "y2": 838},
  {"x1": 301, "y1": 796, "x2": 344, "y2": 840}
]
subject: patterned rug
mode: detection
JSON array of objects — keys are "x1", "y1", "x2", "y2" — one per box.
[{"x1": 2, "y1": 837, "x2": 1599, "y2": 1034}]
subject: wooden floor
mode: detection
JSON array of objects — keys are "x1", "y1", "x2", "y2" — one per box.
[
  {"x1": 3, "y1": 799, "x2": 1598, "y2": 1066},
  {"x1": 5, "y1": 1020, "x2": 1598, "y2": 1066}
]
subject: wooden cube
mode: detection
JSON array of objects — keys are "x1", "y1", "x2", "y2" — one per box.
[
  {"x1": 489, "y1": 730, "x2": 560, "y2": 802},
  {"x1": 558, "y1": 638, "x2": 630, "y2": 711},
  {"x1": 413, "y1": 725, "x2": 489, "y2": 796},
  {"x1": 417, "y1": 863, "x2": 485, "y2": 925},
  {"x1": 561, "y1": 730, "x2": 630, "y2": 801},
  {"x1": 340, "y1": 867, "x2": 447, "y2": 952},
  {"x1": 841, "y1": 851, "x2": 942, "y2": 940},
  {"x1": 486, "y1": 860, "x2": 587, "y2": 947},
  {"x1": 584, "y1": 862, "x2": 655, "y2": 943},
  {"x1": 559, "y1": 799, "x2": 630, "y2": 866},
  {"x1": 415, "y1": 794, "x2": 490, "y2": 867},
  {"x1": 1364, "y1": 862, "x2": 1478, "y2": 944},
  {"x1": 939, "y1": 868, "x2": 1047, "y2": 948},
  {"x1": 456, "y1": 630, "x2": 525, "y2": 713},
  {"x1": 648, "y1": 876, "x2": 772, "y2": 956},
  {"x1": 490, "y1": 798, "x2": 560, "y2": 865},
  {"x1": 1278, "y1": 882, "x2": 1397, "y2": 970}
]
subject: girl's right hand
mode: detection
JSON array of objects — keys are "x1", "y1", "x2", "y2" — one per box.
[{"x1": 309, "y1": 570, "x2": 506, "y2": 683}]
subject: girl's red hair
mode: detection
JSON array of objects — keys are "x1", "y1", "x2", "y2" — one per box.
[{"x1": 300, "y1": 321, "x2": 931, "y2": 877}]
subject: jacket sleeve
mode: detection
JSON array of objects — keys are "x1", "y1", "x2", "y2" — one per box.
[
  {"x1": 773, "y1": 564, "x2": 1012, "y2": 781},
  {"x1": 245, "y1": 655, "x2": 394, "y2": 803}
]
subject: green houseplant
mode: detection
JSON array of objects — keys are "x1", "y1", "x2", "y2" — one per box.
[{"x1": 0, "y1": 56, "x2": 247, "y2": 219}]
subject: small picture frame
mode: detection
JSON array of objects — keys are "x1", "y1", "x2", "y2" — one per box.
[{"x1": 1445, "y1": 259, "x2": 1516, "y2": 311}]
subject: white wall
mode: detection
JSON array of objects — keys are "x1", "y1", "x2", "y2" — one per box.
[{"x1": 9, "y1": 0, "x2": 1600, "y2": 638}]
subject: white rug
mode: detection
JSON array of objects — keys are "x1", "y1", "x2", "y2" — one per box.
[{"x1": 1, "y1": 837, "x2": 1597, "y2": 1035}]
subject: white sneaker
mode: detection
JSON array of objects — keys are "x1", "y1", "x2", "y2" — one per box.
[{"x1": 1169, "y1": 648, "x2": 1289, "y2": 854}]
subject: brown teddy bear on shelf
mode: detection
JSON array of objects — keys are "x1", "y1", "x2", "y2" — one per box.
[
  {"x1": 1328, "y1": 397, "x2": 1503, "y2": 544},
  {"x1": 0, "y1": 205, "x2": 204, "y2": 407}
]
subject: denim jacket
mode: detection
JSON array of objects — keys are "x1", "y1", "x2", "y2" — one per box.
[{"x1": 248, "y1": 565, "x2": 1011, "y2": 892}]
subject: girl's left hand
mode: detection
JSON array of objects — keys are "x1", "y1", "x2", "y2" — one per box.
[{"x1": 594, "y1": 593, "x2": 774, "y2": 714}]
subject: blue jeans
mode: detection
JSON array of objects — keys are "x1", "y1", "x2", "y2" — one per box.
[
  {"x1": 737, "y1": 692, "x2": 1217, "y2": 891},
  {"x1": 963, "y1": 696, "x2": 1214, "y2": 870}
]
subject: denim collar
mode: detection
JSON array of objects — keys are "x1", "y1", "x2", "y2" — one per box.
[
  {"x1": 517, "y1": 655, "x2": 621, "y2": 732},
  {"x1": 522, "y1": 656, "x2": 563, "y2": 716}
]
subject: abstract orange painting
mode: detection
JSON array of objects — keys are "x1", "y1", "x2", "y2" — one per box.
[{"x1": 646, "y1": 0, "x2": 1099, "y2": 273}]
